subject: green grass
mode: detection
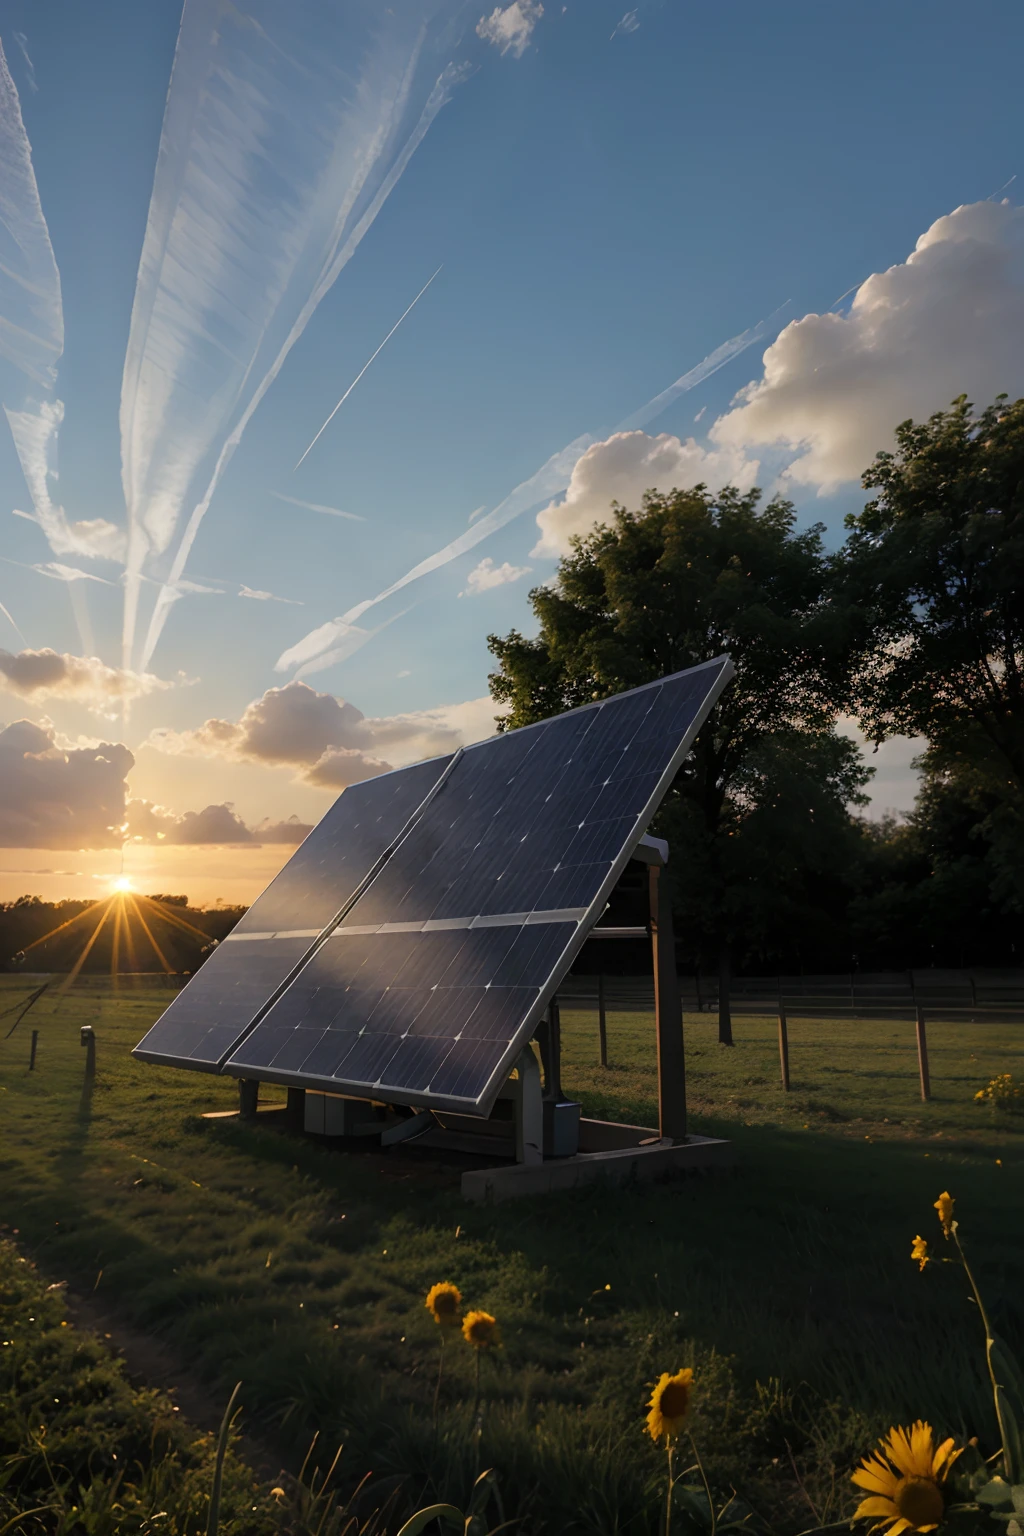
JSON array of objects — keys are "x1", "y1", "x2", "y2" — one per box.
[{"x1": 0, "y1": 979, "x2": 1022, "y2": 1534}]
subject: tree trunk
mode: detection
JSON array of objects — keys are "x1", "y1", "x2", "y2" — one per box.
[{"x1": 718, "y1": 943, "x2": 734, "y2": 1046}]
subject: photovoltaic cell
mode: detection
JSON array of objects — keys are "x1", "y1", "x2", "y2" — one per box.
[
  {"x1": 132, "y1": 753, "x2": 455, "y2": 1069},
  {"x1": 220, "y1": 658, "x2": 732, "y2": 1110}
]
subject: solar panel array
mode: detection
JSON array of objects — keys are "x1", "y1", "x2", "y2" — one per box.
[{"x1": 135, "y1": 657, "x2": 732, "y2": 1111}]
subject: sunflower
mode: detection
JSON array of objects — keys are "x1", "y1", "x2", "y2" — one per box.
[
  {"x1": 910, "y1": 1235, "x2": 930, "y2": 1271},
  {"x1": 934, "y1": 1192, "x2": 955, "y2": 1237},
  {"x1": 852, "y1": 1421, "x2": 962, "y2": 1534},
  {"x1": 462, "y1": 1309, "x2": 500, "y2": 1348},
  {"x1": 646, "y1": 1368, "x2": 694, "y2": 1442},
  {"x1": 425, "y1": 1281, "x2": 462, "y2": 1327}
]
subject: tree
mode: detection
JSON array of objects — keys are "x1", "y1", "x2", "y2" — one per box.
[
  {"x1": 487, "y1": 486, "x2": 864, "y2": 1041},
  {"x1": 841, "y1": 394, "x2": 1024, "y2": 788}
]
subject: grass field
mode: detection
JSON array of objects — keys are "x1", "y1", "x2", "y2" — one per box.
[{"x1": 1, "y1": 977, "x2": 1022, "y2": 1533}]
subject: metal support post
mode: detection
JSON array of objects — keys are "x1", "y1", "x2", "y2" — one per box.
[
  {"x1": 286, "y1": 1086, "x2": 306, "y2": 1130},
  {"x1": 514, "y1": 1044, "x2": 543, "y2": 1165},
  {"x1": 649, "y1": 865, "x2": 687, "y2": 1142},
  {"x1": 239, "y1": 1079, "x2": 259, "y2": 1119}
]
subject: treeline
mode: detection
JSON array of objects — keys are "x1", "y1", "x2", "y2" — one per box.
[
  {"x1": 0, "y1": 895, "x2": 246, "y2": 975},
  {"x1": 488, "y1": 395, "x2": 1024, "y2": 983}
]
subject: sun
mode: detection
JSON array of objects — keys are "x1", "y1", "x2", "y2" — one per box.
[{"x1": 112, "y1": 875, "x2": 133, "y2": 894}]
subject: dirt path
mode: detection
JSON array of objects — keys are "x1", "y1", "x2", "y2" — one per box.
[{"x1": 64, "y1": 1287, "x2": 286, "y2": 1483}]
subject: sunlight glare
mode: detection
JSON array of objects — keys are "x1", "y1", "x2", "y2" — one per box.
[{"x1": 112, "y1": 875, "x2": 133, "y2": 894}]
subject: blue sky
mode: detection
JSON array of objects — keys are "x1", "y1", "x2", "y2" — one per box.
[{"x1": 2, "y1": 0, "x2": 1023, "y2": 901}]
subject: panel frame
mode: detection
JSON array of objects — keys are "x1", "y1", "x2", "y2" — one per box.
[
  {"x1": 132, "y1": 749, "x2": 464, "y2": 1072},
  {"x1": 218, "y1": 655, "x2": 735, "y2": 1113}
]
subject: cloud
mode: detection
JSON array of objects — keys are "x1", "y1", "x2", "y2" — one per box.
[
  {"x1": 0, "y1": 648, "x2": 175, "y2": 710},
  {"x1": 239, "y1": 585, "x2": 303, "y2": 606},
  {"x1": 711, "y1": 200, "x2": 1024, "y2": 493},
  {"x1": 532, "y1": 429, "x2": 759, "y2": 556},
  {"x1": 0, "y1": 716, "x2": 317, "y2": 849},
  {"x1": 0, "y1": 718, "x2": 133, "y2": 848},
  {"x1": 460, "y1": 557, "x2": 531, "y2": 596},
  {"x1": 27, "y1": 560, "x2": 113, "y2": 585},
  {"x1": 611, "y1": 10, "x2": 640, "y2": 38},
  {"x1": 476, "y1": 1, "x2": 543, "y2": 56},
  {"x1": 147, "y1": 680, "x2": 503, "y2": 789}
]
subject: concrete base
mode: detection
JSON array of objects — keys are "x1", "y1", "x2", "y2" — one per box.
[{"x1": 461, "y1": 1127, "x2": 733, "y2": 1202}]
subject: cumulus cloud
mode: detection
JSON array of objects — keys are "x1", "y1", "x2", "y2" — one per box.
[
  {"x1": 0, "y1": 718, "x2": 133, "y2": 848},
  {"x1": 460, "y1": 557, "x2": 531, "y2": 596},
  {"x1": 476, "y1": 0, "x2": 543, "y2": 57},
  {"x1": 533, "y1": 429, "x2": 759, "y2": 556},
  {"x1": 0, "y1": 648, "x2": 175, "y2": 711},
  {"x1": 147, "y1": 681, "x2": 503, "y2": 789},
  {"x1": 0, "y1": 717, "x2": 313, "y2": 849},
  {"x1": 711, "y1": 200, "x2": 1024, "y2": 492}
]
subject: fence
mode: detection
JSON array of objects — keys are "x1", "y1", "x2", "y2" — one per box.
[{"x1": 560, "y1": 969, "x2": 1024, "y2": 1023}]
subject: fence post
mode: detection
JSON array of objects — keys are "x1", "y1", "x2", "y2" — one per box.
[
  {"x1": 777, "y1": 1001, "x2": 790, "y2": 1092},
  {"x1": 80, "y1": 1025, "x2": 96, "y2": 1079},
  {"x1": 597, "y1": 973, "x2": 608, "y2": 1068},
  {"x1": 29, "y1": 1029, "x2": 38, "y2": 1071},
  {"x1": 915, "y1": 1006, "x2": 931, "y2": 1102}
]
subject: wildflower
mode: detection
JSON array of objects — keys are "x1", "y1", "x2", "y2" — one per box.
[
  {"x1": 462, "y1": 1309, "x2": 500, "y2": 1348},
  {"x1": 270, "y1": 1487, "x2": 286, "y2": 1503},
  {"x1": 934, "y1": 1192, "x2": 955, "y2": 1237},
  {"x1": 646, "y1": 1367, "x2": 694, "y2": 1443},
  {"x1": 425, "y1": 1281, "x2": 462, "y2": 1328},
  {"x1": 910, "y1": 1236, "x2": 930, "y2": 1272},
  {"x1": 852, "y1": 1421, "x2": 961, "y2": 1533}
]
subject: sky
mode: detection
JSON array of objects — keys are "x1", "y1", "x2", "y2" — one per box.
[{"x1": 1, "y1": 0, "x2": 1023, "y2": 906}]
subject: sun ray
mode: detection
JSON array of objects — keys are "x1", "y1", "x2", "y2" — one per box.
[
  {"x1": 136, "y1": 893, "x2": 217, "y2": 944},
  {"x1": 110, "y1": 897, "x2": 125, "y2": 986},
  {"x1": 60, "y1": 897, "x2": 116, "y2": 992},
  {"x1": 18, "y1": 901, "x2": 107, "y2": 956},
  {"x1": 128, "y1": 895, "x2": 174, "y2": 973}
]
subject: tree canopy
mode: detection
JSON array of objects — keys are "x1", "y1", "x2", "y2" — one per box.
[
  {"x1": 488, "y1": 486, "x2": 868, "y2": 1031},
  {"x1": 842, "y1": 394, "x2": 1024, "y2": 787}
]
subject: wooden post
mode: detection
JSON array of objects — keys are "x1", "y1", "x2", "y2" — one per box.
[
  {"x1": 717, "y1": 944, "x2": 734, "y2": 1046},
  {"x1": 777, "y1": 1002, "x2": 790, "y2": 1092},
  {"x1": 915, "y1": 1006, "x2": 931, "y2": 1102},
  {"x1": 597, "y1": 973, "x2": 608, "y2": 1068},
  {"x1": 29, "y1": 1029, "x2": 38, "y2": 1071},
  {"x1": 80, "y1": 1025, "x2": 95, "y2": 1079},
  {"x1": 650, "y1": 865, "x2": 687, "y2": 1141},
  {"x1": 239, "y1": 1079, "x2": 259, "y2": 1119}
]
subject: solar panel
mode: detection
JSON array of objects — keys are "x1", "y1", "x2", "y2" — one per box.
[
  {"x1": 132, "y1": 753, "x2": 456, "y2": 1070},
  {"x1": 221, "y1": 657, "x2": 732, "y2": 1110}
]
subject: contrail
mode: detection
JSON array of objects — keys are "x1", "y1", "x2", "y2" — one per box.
[
  {"x1": 121, "y1": 2, "x2": 470, "y2": 674},
  {"x1": 294, "y1": 265, "x2": 443, "y2": 470},
  {"x1": 0, "y1": 594, "x2": 27, "y2": 646},
  {"x1": 275, "y1": 303, "x2": 789, "y2": 678},
  {"x1": 270, "y1": 491, "x2": 365, "y2": 521},
  {"x1": 614, "y1": 303, "x2": 789, "y2": 433}
]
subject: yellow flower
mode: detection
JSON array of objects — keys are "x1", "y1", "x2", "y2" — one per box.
[
  {"x1": 910, "y1": 1235, "x2": 930, "y2": 1272},
  {"x1": 462, "y1": 1309, "x2": 500, "y2": 1349},
  {"x1": 934, "y1": 1192, "x2": 955, "y2": 1237},
  {"x1": 425, "y1": 1282, "x2": 462, "y2": 1328},
  {"x1": 645, "y1": 1368, "x2": 694, "y2": 1443},
  {"x1": 852, "y1": 1421, "x2": 962, "y2": 1534},
  {"x1": 270, "y1": 1487, "x2": 286, "y2": 1503}
]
